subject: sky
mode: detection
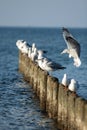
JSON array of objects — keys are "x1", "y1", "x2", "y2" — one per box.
[{"x1": 0, "y1": 0, "x2": 87, "y2": 28}]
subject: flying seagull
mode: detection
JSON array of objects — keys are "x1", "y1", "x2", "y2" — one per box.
[{"x1": 61, "y1": 27, "x2": 81, "y2": 67}]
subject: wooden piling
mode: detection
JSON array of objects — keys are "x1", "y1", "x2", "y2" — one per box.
[
  {"x1": 58, "y1": 84, "x2": 65, "y2": 129},
  {"x1": 52, "y1": 77, "x2": 59, "y2": 121},
  {"x1": 75, "y1": 97, "x2": 86, "y2": 130},
  {"x1": 67, "y1": 92, "x2": 76, "y2": 130},
  {"x1": 18, "y1": 51, "x2": 87, "y2": 130},
  {"x1": 83, "y1": 102, "x2": 87, "y2": 130},
  {"x1": 36, "y1": 67, "x2": 42, "y2": 97},
  {"x1": 19, "y1": 52, "x2": 25, "y2": 73},
  {"x1": 46, "y1": 76, "x2": 53, "y2": 118},
  {"x1": 39, "y1": 70, "x2": 48, "y2": 111},
  {"x1": 46, "y1": 76, "x2": 59, "y2": 119},
  {"x1": 58, "y1": 84, "x2": 69, "y2": 130},
  {"x1": 33, "y1": 63, "x2": 39, "y2": 92}
]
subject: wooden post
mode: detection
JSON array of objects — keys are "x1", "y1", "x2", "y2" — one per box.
[
  {"x1": 46, "y1": 75, "x2": 53, "y2": 118},
  {"x1": 33, "y1": 63, "x2": 39, "y2": 92},
  {"x1": 75, "y1": 97, "x2": 86, "y2": 130},
  {"x1": 19, "y1": 51, "x2": 25, "y2": 73},
  {"x1": 67, "y1": 92, "x2": 76, "y2": 130},
  {"x1": 36, "y1": 67, "x2": 42, "y2": 97},
  {"x1": 52, "y1": 77, "x2": 59, "y2": 121},
  {"x1": 39, "y1": 70, "x2": 48, "y2": 111},
  {"x1": 46, "y1": 76, "x2": 58, "y2": 119},
  {"x1": 59, "y1": 84, "x2": 68, "y2": 130},
  {"x1": 83, "y1": 102, "x2": 87, "y2": 130}
]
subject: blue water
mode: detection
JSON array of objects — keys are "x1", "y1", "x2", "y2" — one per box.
[{"x1": 0, "y1": 27, "x2": 87, "y2": 129}]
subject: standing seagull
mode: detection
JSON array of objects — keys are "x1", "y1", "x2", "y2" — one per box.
[
  {"x1": 38, "y1": 58, "x2": 66, "y2": 72},
  {"x1": 61, "y1": 27, "x2": 81, "y2": 67},
  {"x1": 37, "y1": 56, "x2": 66, "y2": 73},
  {"x1": 68, "y1": 79, "x2": 79, "y2": 95},
  {"x1": 61, "y1": 73, "x2": 70, "y2": 87}
]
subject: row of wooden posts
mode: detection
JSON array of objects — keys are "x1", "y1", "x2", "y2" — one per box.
[{"x1": 19, "y1": 51, "x2": 87, "y2": 130}]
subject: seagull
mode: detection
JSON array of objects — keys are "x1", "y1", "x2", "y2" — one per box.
[
  {"x1": 20, "y1": 43, "x2": 29, "y2": 54},
  {"x1": 30, "y1": 47, "x2": 38, "y2": 62},
  {"x1": 38, "y1": 58, "x2": 66, "y2": 72},
  {"x1": 16, "y1": 40, "x2": 24, "y2": 50},
  {"x1": 32, "y1": 43, "x2": 36, "y2": 52},
  {"x1": 68, "y1": 79, "x2": 79, "y2": 94},
  {"x1": 37, "y1": 54, "x2": 66, "y2": 73},
  {"x1": 16, "y1": 40, "x2": 30, "y2": 48},
  {"x1": 16, "y1": 40, "x2": 30, "y2": 54},
  {"x1": 28, "y1": 47, "x2": 32, "y2": 58},
  {"x1": 37, "y1": 50, "x2": 44, "y2": 60},
  {"x1": 61, "y1": 73, "x2": 70, "y2": 87},
  {"x1": 61, "y1": 27, "x2": 81, "y2": 67}
]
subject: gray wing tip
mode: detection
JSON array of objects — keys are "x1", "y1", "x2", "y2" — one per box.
[{"x1": 61, "y1": 66, "x2": 66, "y2": 69}]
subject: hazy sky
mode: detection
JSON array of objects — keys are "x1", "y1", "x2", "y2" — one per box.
[{"x1": 0, "y1": 0, "x2": 87, "y2": 27}]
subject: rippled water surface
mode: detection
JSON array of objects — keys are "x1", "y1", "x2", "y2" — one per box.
[{"x1": 0, "y1": 27, "x2": 87, "y2": 129}]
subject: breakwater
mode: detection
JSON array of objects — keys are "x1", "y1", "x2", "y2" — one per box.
[{"x1": 19, "y1": 51, "x2": 87, "y2": 130}]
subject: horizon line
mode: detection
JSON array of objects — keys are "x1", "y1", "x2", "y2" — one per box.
[{"x1": 0, "y1": 25, "x2": 87, "y2": 29}]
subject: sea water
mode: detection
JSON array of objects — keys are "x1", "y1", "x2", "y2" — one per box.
[{"x1": 0, "y1": 27, "x2": 87, "y2": 129}]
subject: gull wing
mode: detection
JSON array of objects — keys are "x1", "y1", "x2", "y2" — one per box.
[
  {"x1": 62, "y1": 27, "x2": 74, "y2": 48},
  {"x1": 66, "y1": 37, "x2": 80, "y2": 57},
  {"x1": 47, "y1": 60, "x2": 66, "y2": 70},
  {"x1": 62, "y1": 27, "x2": 73, "y2": 38}
]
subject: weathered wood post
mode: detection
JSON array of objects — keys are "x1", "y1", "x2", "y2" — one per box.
[
  {"x1": 19, "y1": 51, "x2": 25, "y2": 73},
  {"x1": 23, "y1": 55, "x2": 30, "y2": 81},
  {"x1": 58, "y1": 84, "x2": 69, "y2": 130},
  {"x1": 28, "y1": 60, "x2": 35, "y2": 86},
  {"x1": 46, "y1": 75, "x2": 59, "y2": 119},
  {"x1": 57, "y1": 84, "x2": 64, "y2": 129},
  {"x1": 36, "y1": 67, "x2": 42, "y2": 97},
  {"x1": 83, "y1": 102, "x2": 87, "y2": 130},
  {"x1": 75, "y1": 97, "x2": 86, "y2": 130},
  {"x1": 52, "y1": 77, "x2": 59, "y2": 121},
  {"x1": 67, "y1": 92, "x2": 76, "y2": 130},
  {"x1": 39, "y1": 70, "x2": 48, "y2": 111},
  {"x1": 33, "y1": 63, "x2": 39, "y2": 92},
  {"x1": 46, "y1": 76, "x2": 53, "y2": 118}
]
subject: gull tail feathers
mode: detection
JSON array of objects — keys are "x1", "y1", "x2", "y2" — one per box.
[{"x1": 74, "y1": 58, "x2": 81, "y2": 67}]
